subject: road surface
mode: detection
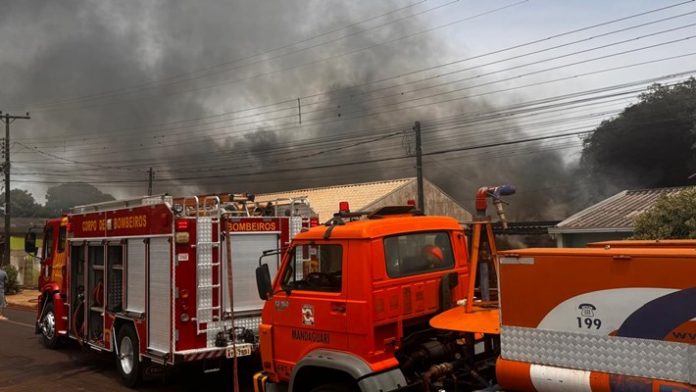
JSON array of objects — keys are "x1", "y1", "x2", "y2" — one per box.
[{"x1": 0, "y1": 307, "x2": 254, "y2": 392}]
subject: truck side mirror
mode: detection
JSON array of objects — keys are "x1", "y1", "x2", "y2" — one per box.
[
  {"x1": 256, "y1": 263, "x2": 272, "y2": 301},
  {"x1": 25, "y1": 232, "x2": 38, "y2": 255}
]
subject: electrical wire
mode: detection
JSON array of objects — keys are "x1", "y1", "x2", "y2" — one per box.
[{"x1": 18, "y1": 4, "x2": 696, "y2": 145}]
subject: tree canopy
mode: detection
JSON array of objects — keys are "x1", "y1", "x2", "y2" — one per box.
[
  {"x1": 581, "y1": 78, "x2": 696, "y2": 192},
  {"x1": 44, "y1": 182, "x2": 115, "y2": 216},
  {"x1": 0, "y1": 189, "x2": 46, "y2": 217},
  {"x1": 633, "y1": 188, "x2": 696, "y2": 239}
]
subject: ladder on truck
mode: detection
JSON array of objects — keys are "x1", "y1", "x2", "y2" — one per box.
[
  {"x1": 71, "y1": 194, "x2": 173, "y2": 214},
  {"x1": 185, "y1": 196, "x2": 229, "y2": 343}
]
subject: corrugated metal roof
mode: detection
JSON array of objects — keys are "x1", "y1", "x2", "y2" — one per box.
[
  {"x1": 255, "y1": 178, "x2": 415, "y2": 221},
  {"x1": 551, "y1": 186, "x2": 694, "y2": 233}
]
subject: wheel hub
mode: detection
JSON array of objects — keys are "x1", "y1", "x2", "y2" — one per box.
[
  {"x1": 42, "y1": 312, "x2": 55, "y2": 340},
  {"x1": 119, "y1": 336, "x2": 135, "y2": 375}
]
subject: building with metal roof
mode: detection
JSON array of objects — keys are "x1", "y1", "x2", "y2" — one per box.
[
  {"x1": 549, "y1": 186, "x2": 693, "y2": 247},
  {"x1": 255, "y1": 177, "x2": 471, "y2": 223},
  {"x1": 0, "y1": 217, "x2": 48, "y2": 287}
]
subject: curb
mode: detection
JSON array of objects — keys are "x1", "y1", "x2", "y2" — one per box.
[
  {"x1": 7, "y1": 303, "x2": 37, "y2": 312},
  {"x1": 5, "y1": 291, "x2": 40, "y2": 312}
]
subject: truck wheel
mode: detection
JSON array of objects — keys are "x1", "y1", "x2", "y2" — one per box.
[
  {"x1": 309, "y1": 383, "x2": 358, "y2": 392},
  {"x1": 116, "y1": 324, "x2": 142, "y2": 388},
  {"x1": 40, "y1": 302, "x2": 62, "y2": 349}
]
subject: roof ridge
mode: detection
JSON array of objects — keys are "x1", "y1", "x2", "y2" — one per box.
[
  {"x1": 625, "y1": 185, "x2": 695, "y2": 194},
  {"x1": 362, "y1": 178, "x2": 417, "y2": 209},
  {"x1": 258, "y1": 177, "x2": 416, "y2": 196}
]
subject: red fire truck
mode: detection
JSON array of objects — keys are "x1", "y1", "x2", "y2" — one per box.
[{"x1": 24, "y1": 193, "x2": 312, "y2": 387}]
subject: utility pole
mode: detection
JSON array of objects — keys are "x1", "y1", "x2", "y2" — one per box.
[
  {"x1": 148, "y1": 167, "x2": 154, "y2": 196},
  {"x1": 413, "y1": 121, "x2": 424, "y2": 212},
  {"x1": 0, "y1": 111, "x2": 30, "y2": 267}
]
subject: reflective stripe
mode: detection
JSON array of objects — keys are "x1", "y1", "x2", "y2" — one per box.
[
  {"x1": 530, "y1": 364, "x2": 592, "y2": 392},
  {"x1": 499, "y1": 256, "x2": 534, "y2": 265}
]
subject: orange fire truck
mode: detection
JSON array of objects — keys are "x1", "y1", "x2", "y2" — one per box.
[
  {"x1": 25, "y1": 193, "x2": 314, "y2": 387},
  {"x1": 251, "y1": 186, "x2": 696, "y2": 392}
]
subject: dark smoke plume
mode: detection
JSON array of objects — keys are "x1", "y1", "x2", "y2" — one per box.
[{"x1": 0, "y1": 0, "x2": 585, "y2": 221}]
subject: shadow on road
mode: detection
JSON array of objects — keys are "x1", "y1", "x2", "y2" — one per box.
[{"x1": 0, "y1": 324, "x2": 256, "y2": 392}]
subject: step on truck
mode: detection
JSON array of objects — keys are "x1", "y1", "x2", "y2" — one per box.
[
  {"x1": 25, "y1": 193, "x2": 313, "y2": 387},
  {"x1": 252, "y1": 187, "x2": 696, "y2": 392}
]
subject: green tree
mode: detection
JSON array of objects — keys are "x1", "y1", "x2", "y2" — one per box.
[
  {"x1": 581, "y1": 78, "x2": 696, "y2": 193},
  {"x1": 633, "y1": 188, "x2": 696, "y2": 239},
  {"x1": 44, "y1": 182, "x2": 115, "y2": 216},
  {"x1": 0, "y1": 189, "x2": 47, "y2": 217}
]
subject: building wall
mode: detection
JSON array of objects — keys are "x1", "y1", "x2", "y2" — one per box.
[
  {"x1": 366, "y1": 180, "x2": 472, "y2": 222},
  {"x1": 7, "y1": 235, "x2": 41, "y2": 288},
  {"x1": 557, "y1": 232, "x2": 633, "y2": 247}
]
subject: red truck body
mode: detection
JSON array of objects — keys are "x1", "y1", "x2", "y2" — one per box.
[{"x1": 33, "y1": 194, "x2": 310, "y2": 386}]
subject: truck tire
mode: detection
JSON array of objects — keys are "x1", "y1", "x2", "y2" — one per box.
[
  {"x1": 116, "y1": 324, "x2": 142, "y2": 388},
  {"x1": 40, "y1": 302, "x2": 62, "y2": 349},
  {"x1": 309, "y1": 383, "x2": 358, "y2": 392}
]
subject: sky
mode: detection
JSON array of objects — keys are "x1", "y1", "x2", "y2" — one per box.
[{"x1": 0, "y1": 0, "x2": 694, "y2": 219}]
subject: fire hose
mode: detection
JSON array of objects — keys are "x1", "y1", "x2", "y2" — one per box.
[{"x1": 71, "y1": 280, "x2": 104, "y2": 343}]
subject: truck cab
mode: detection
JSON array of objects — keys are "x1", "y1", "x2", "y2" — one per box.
[
  {"x1": 25, "y1": 216, "x2": 69, "y2": 347},
  {"x1": 254, "y1": 206, "x2": 471, "y2": 392}
]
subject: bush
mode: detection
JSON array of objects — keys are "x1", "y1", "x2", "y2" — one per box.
[
  {"x1": 3, "y1": 264, "x2": 20, "y2": 295},
  {"x1": 633, "y1": 188, "x2": 696, "y2": 239}
]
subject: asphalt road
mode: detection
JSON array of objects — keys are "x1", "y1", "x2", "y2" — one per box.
[{"x1": 0, "y1": 307, "x2": 254, "y2": 392}]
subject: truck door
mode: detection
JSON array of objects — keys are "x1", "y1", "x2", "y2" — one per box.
[
  {"x1": 270, "y1": 242, "x2": 348, "y2": 370},
  {"x1": 38, "y1": 220, "x2": 68, "y2": 291},
  {"x1": 39, "y1": 225, "x2": 54, "y2": 289}
]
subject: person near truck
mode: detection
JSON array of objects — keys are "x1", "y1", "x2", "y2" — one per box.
[{"x1": 0, "y1": 266, "x2": 8, "y2": 320}]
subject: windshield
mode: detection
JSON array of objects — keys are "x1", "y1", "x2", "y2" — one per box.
[
  {"x1": 384, "y1": 231, "x2": 454, "y2": 277},
  {"x1": 281, "y1": 244, "x2": 342, "y2": 292}
]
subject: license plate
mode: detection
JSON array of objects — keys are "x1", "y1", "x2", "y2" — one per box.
[{"x1": 226, "y1": 344, "x2": 253, "y2": 358}]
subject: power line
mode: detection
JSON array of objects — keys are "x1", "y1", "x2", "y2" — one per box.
[
  {"x1": 24, "y1": 0, "x2": 526, "y2": 114},
  {"x1": 15, "y1": 71, "x2": 693, "y2": 175},
  {"x1": 15, "y1": 0, "x2": 433, "y2": 110},
  {"x1": 20, "y1": 48, "x2": 696, "y2": 157},
  {"x1": 14, "y1": 129, "x2": 593, "y2": 185},
  {"x1": 18, "y1": 2, "x2": 696, "y2": 145}
]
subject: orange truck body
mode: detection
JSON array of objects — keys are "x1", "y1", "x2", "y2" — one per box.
[
  {"x1": 496, "y1": 247, "x2": 696, "y2": 391},
  {"x1": 255, "y1": 212, "x2": 474, "y2": 391},
  {"x1": 254, "y1": 206, "x2": 696, "y2": 392},
  {"x1": 587, "y1": 239, "x2": 696, "y2": 248}
]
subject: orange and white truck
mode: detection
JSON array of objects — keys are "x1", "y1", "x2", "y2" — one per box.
[
  {"x1": 25, "y1": 193, "x2": 314, "y2": 387},
  {"x1": 251, "y1": 186, "x2": 696, "y2": 392},
  {"x1": 493, "y1": 246, "x2": 696, "y2": 391}
]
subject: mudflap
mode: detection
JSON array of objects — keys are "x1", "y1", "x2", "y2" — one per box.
[
  {"x1": 253, "y1": 372, "x2": 288, "y2": 392},
  {"x1": 202, "y1": 357, "x2": 224, "y2": 374},
  {"x1": 143, "y1": 362, "x2": 166, "y2": 381}
]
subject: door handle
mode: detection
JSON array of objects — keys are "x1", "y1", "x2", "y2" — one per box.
[{"x1": 330, "y1": 302, "x2": 346, "y2": 314}]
